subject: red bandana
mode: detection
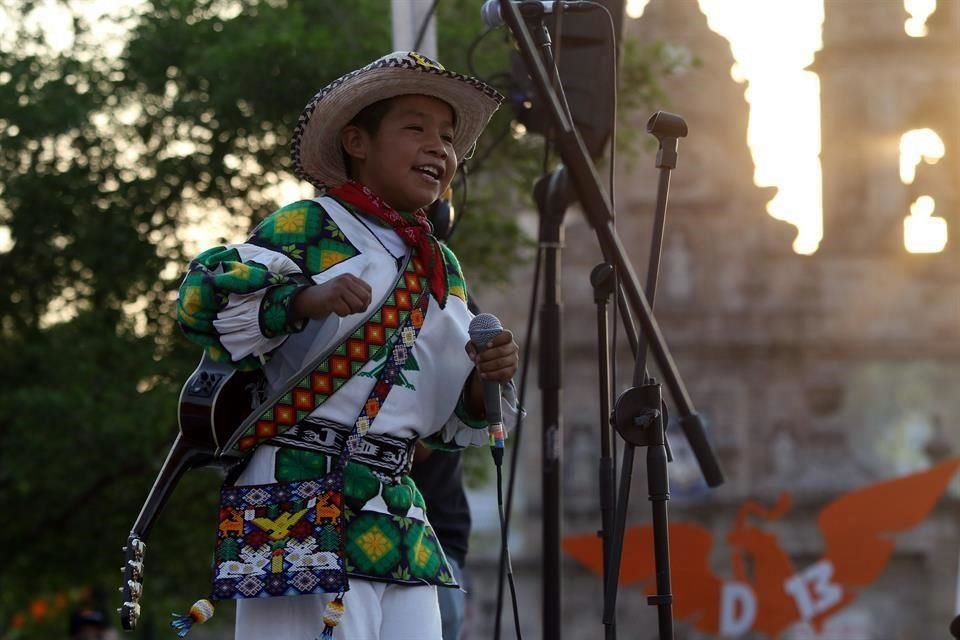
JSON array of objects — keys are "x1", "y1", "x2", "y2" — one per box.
[{"x1": 327, "y1": 181, "x2": 448, "y2": 308}]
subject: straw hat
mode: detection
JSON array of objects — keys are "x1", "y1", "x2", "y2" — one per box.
[{"x1": 291, "y1": 51, "x2": 504, "y2": 190}]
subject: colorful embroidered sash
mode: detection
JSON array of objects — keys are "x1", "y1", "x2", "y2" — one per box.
[{"x1": 226, "y1": 256, "x2": 429, "y2": 454}]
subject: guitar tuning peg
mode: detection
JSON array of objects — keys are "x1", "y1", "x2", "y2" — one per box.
[{"x1": 122, "y1": 546, "x2": 127, "y2": 551}]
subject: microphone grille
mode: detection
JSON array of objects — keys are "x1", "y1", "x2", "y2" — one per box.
[
  {"x1": 469, "y1": 313, "x2": 503, "y2": 345},
  {"x1": 480, "y1": 0, "x2": 502, "y2": 27}
]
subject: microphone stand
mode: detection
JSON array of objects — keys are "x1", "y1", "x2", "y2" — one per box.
[
  {"x1": 534, "y1": 162, "x2": 578, "y2": 640},
  {"x1": 603, "y1": 112, "x2": 686, "y2": 639},
  {"x1": 497, "y1": 1, "x2": 725, "y2": 637},
  {"x1": 506, "y1": 13, "x2": 580, "y2": 640},
  {"x1": 590, "y1": 262, "x2": 618, "y2": 640}
]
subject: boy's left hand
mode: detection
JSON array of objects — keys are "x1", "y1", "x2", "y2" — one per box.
[{"x1": 465, "y1": 329, "x2": 518, "y2": 382}]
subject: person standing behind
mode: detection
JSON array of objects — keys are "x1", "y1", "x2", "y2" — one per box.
[
  {"x1": 68, "y1": 607, "x2": 112, "y2": 640},
  {"x1": 411, "y1": 445, "x2": 472, "y2": 639}
]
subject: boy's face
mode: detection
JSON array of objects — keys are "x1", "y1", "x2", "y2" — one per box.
[{"x1": 341, "y1": 94, "x2": 457, "y2": 212}]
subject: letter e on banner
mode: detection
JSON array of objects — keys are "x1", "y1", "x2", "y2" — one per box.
[{"x1": 720, "y1": 581, "x2": 757, "y2": 636}]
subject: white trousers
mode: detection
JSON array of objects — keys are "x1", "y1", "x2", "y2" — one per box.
[
  {"x1": 232, "y1": 446, "x2": 443, "y2": 639},
  {"x1": 235, "y1": 579, "x2": 442, "y2": 640}
]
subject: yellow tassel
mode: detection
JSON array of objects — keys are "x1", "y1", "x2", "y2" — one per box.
[
  {"x1": 320, "y1": 593, "x2": 346, "y2": 638},
  {"x1": 170, "y1": 599, "x2": 214, "y2": 637}
]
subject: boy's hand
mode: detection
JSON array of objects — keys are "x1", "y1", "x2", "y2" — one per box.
[
  {"x1": 465, "y1": 329, "x2": 518, "y2": 383},
  {"x1": 464, "y1": 329, "x2": 518, "y2": 417},
  {"x1": 292, "y1": 275, "x2": 372, "y2": 320}
]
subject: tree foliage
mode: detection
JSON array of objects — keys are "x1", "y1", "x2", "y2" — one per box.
[{"x1": 0, "y1": 1, "x2": 683, "y2": 636}]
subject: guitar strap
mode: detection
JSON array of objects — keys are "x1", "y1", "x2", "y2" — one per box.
[{"x1": 219, "y1": 252, "x2": 429, "y2": 456}]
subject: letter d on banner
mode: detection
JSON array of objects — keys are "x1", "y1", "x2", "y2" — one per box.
[{"x1": 720, "y1": 581, "x2": 757, "y2": 636}]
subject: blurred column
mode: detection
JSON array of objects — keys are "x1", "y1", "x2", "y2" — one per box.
[{"x1": 391, "y1": 0, "x2": 438, "y2": 59}]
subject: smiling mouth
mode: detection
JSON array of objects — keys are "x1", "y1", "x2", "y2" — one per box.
[{"x1": 413, "y1": 165, "x2": 444, "y2": 182}]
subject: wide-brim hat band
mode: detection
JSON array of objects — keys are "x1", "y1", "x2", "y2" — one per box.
[{"x1": 291, "y1": 51, "x2": 505, "y2": 190}]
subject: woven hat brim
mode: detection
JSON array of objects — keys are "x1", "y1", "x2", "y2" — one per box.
[{"x1": 292, "y1": 63, "x2": 503, "y2": 190}]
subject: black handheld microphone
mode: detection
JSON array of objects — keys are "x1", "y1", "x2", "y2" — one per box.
[
  {"x1": 480, "y1": 0, "x2": 595, "y2": 28},
  {"x1": 468, "y1": 313, "x2": 507, "y2": 463},
  {"x1": 950, "y1": 613, "x2": 960, "y2": 639}
]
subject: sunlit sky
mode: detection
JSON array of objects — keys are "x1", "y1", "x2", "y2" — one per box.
[
  {"x1": 1, "y1": 0, "x2": 949, "y2": 256},
  {"x1": 0, "y1": 0, "x2": 145, "y2": 56},
  {"x1": 625, "y1": 0, "x2": 825, "y2": 254},
  {"x1": 627, "y1": 0, "x2": 947, "y2": 255}
]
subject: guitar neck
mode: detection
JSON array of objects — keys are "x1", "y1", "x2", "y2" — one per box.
[{"x1": 130, "y1": 433, "x2": 208, "y2": 541}]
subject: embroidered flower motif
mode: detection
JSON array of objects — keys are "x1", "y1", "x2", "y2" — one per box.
[
  {"x1": 324, "y1": 218, "x2": 345, "y2": 241},
  {"x1": 415, "y1": 543, "x2": 433, "y2": 568},
  {"x1": 357, "y1": 527, "x2": 392, "y2": 562},
  {"x1": 391, "y1": 567, "x2": 413, "y2": 581},
  {"x1": 278, "y1": 244, "x2": 302, "y2": 263},
  {"x1": 275, "y1": 209, "x2": 307, "y2": 234}
]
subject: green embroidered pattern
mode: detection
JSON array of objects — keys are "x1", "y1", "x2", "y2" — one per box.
[
  {"x1": 261, "y1": 282, "x2": 306, "y2": 338},
  {"x1": 177, "y1": 201, "x2": 364, "y2": 370},
  {"x1": 274, "y1": 449, "x2": 456, "y2": 588},
  {"x1": 178, "y1": 248, "x2": 296, "y2": 370},
  {"x1": 441, "y1": 244, "x2": 468, "y2": 302},
  {"x1": 275, "y1": 447, "x2": 329, "y2": 482},
  {"x1": 249, "y1": 200, "x2": 360, "y2": 275},
  {"x1": 348, "y1": 514, "x2": 403, "y2": 576}
]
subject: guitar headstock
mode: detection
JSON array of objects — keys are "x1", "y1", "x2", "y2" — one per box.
[{"x1": 118, "y1": 534, "x2": 145, "y2": 631}]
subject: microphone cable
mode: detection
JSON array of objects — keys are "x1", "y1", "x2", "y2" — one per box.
[
  {"x1": 467, "y1": 26, "x2": 500, "y2": 79},
  {"x1": 492, "y1": 426, "x2": 524, "y2": 640},
  {"x1": 413, "y1": 0, "x2": 441, "y2": 52},
  {"x1": 493, "y1": 241, "x2": 541, "y2": 640}
]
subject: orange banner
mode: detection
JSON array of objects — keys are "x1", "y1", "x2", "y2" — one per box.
[{"x1": 563, "y1": 457, "x2": 960, "y2": 637}]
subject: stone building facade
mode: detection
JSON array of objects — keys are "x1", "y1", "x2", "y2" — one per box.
[{"x1": 466, "y1": 1, "x2": 960, "y2": 639}]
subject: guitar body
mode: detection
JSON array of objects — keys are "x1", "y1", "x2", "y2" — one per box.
[
  {"x1": 119, "y1": 353, "x2": 266, "y2": 631},
  {"x1": 178, "y1": 354, "x2": 268, "y2": 455}
]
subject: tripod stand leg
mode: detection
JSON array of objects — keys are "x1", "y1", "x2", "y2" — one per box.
[
  {"x1": 646, "y1": 407, "x2": 674, "y2": 639},
  {"x1": 603, "y1": 441, "x2": 635, "y2": 626},
  {"x1": 607, "y1": 382, "x2": 674, "y2": 640},
  {"x1": 591, "y1": 263, "x2": 618, "y2": 640}
]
